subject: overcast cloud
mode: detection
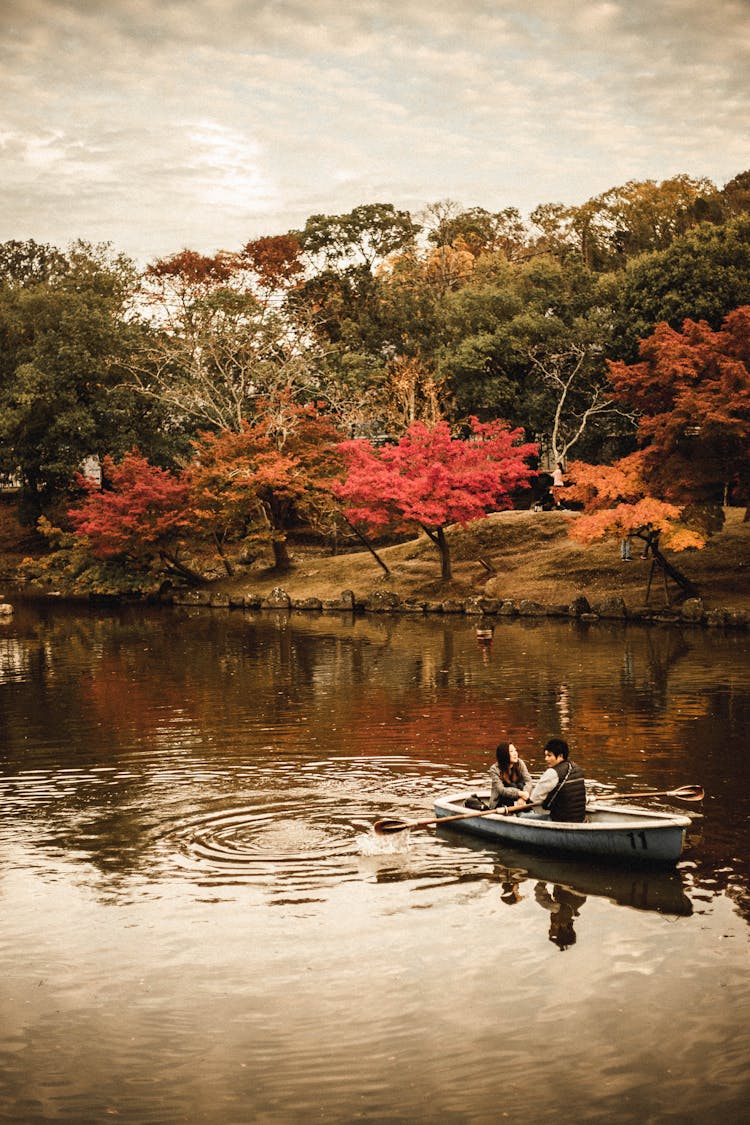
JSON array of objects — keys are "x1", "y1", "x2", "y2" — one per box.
[{"x1": 1, "y1": 0, "x2": 748, "y2": 262}]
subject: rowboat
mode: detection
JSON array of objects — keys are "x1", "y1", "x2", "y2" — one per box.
[{"x1": 432, "y1": 792, "x2": 692, "y2": 865}]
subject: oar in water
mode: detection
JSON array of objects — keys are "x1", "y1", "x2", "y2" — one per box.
[
  {"x1": 373, "y1": 800, "x2": 544, "y2": 836},
  {"x1": 590, "y1": 784, "x2": 704, "y2": 803}
]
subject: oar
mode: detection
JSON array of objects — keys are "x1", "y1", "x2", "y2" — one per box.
[
  {"x1": 373, "y1": 800, "x2": 544, "y2": 836},
  {"x1": 589, "y1": 784, "x2": 704, "y2": 803}
]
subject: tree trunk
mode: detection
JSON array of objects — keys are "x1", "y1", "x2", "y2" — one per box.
[
  {"x1": 638, "y1": 531, "x2": 698, "y2": 602},
  {"x1": 271, "y1": 537, "x2": 291, "y2": 570},
  {"x1": 338, "y1": 513, "x2": 390, "y2": 575},
  {"x1": 213, "y1": 533, "x2": 234, "y2": 577},
  {"x1": 437, "y1": 527, "x2": 452, "y2": 581},
  {"x1": 421, "y1": 524, "x2": 452, "y2": 581},
  {"x1": 159, "y1": 550, "x2": 205, "y2": 586}
]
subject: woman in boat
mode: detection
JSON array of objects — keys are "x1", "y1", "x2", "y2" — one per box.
[{"x1": 489, "y1": 742, "x2": 532, "y2": 808}]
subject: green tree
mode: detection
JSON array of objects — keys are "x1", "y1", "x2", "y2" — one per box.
[
  {"x1": 714, "y1": 169, "x2": 750, "y2": 219},
  {"x1": 0, "y1": 239, "x2": 67, "y2": 287},
  {"x1": 614, "y1": 215, "x2": 750, "y2": 357},
  {"x1": 435, "y1": 253, "x2": 625, "y2": 459},
  {"x1": 293, "y1": 204, "x2": 422, "y2": 423},
  {"x1": 0, "y1": 241, "x2": 152, "y2": 518},
  {"x1": 296, "y1": 203, "x2": 419, "y2": 272},
  {"x1": 423, "y1": 201, "x2": 529, "y2": 260},
  {"x1": 530, "y1": 175, "x2": 717, "y2": 271}
]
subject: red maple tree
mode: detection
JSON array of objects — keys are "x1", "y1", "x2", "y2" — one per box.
[
  {"x1": 336, "y1": 418, "x2": 537, "y2": 579},
  {"x1": 68, "y1": 451, "x2": 197, "y2": 582}
]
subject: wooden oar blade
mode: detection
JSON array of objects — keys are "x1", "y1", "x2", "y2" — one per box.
[
  {"x1": 672, "y1": 785, "x2": 704, "y2": 801},
  {"x1": 373, "y1": 818, "x2": 411, "y2": 835}
]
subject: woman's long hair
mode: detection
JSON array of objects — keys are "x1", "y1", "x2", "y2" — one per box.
[{"x1": 495, "y1": 741, "x2": 520, "y2": 783}]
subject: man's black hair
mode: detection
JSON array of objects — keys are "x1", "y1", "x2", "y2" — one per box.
[{"x1": 544, "y1": 737, "x2": 569, "y2": 760}]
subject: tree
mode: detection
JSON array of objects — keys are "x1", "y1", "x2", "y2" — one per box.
[
  {"x1": 131, "y1": 240, "x2": 321, "y2": 435},
  {"x1": 607, "y1": 307, "x2": 750, "y2": 508},
  {"x1": 435, "y1": 253, "x2": 626, "y2": 460},
  {"x1": 566, "y1": 454, "x2": 703, "y2": 599},
  {"x1": 525, "y1": 341, "x2": 630, "y2": 465},
  {"x1": 715, "y1": 169, "x2": 750, "y2": 219},
  {"x1": 0, "y1": 239, "x2": 67, "y2": 286},
  {"x1": 238, "y1": 234, "x2": 304, "y2": 293},
  {"x1": 336, "y1": 418, "x2": 537, "y2": 580},
  {"x1": 530, "y1": 175, "x2": 716, "y2": 271},
  {"x1": 567, "y1": 306, "x2": 750, "y2": 597},
  {"x1": 0, "y1": 240, "x2": 150, "y2": 518},
  {"x1": 67, "y1": 450, "x2": 200, "y2": 584},
  {"x1": 296, "y1": 203, "x2": 419, "y2": 273},
  {"x1": 371, "y1": 355, "x2": 449, "y2": 434},
  {"x1": 424, "y1": 202, "x2": 529, "y2": 260},
  {"x1": 614, "y1": 214, "x2": 750, "y2": 355},
  {"x1": 292, "y1": 205, "x2": 422, "y2": 426},
  {"x1": 189, "y1": 401, "x2": 345, "y2": 572}
]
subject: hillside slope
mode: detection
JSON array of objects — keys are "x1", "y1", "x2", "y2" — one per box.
[{"x1": 216, "y1": 507, "x2": 750, "y2": 613}]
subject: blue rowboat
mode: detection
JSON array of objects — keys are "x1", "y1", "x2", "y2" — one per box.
[{"x1": 433, "y1": 793, "x2": 692, "y2": 865}]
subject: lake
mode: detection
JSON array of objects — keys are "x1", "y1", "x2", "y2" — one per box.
[{"x1": 1, "y1": 600, "x2": 748, "y2": 1123}]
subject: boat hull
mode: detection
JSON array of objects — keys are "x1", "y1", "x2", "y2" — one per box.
[{"x1": 433, "y1": 793, "x2": 691, "y2": 865}]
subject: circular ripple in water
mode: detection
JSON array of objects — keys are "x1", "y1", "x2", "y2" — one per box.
[{"x1": 165, "y1": 798, "x2": 372, "y2": 891}]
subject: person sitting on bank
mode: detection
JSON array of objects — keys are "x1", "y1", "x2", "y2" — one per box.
[
  {"x1": 489, "y1": 741, "x2": 532, "y2": 808},
  {"x1": 517, "y1": 737, "x2": 586, "y2": 822}
]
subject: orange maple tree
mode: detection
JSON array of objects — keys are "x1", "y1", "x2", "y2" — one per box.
[
  {"x1": 189, "y1": 401, "x2": 344, "y2": 571},
  {"x1": 567, "y1": 306, "x2": 750, "y2": 589}
]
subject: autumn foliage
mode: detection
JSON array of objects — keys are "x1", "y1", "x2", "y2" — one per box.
[
  {"x1": 566, "y1": 454, "x2": 703, "y2": 551},
  {"x1": 607, "y1": 305, "x2": 750, "y2": 504},
  {"x1": 189, "y1": 402, "x2": 344, "y2": 570},
  {"x1": 336, "y1": 418, "x2": 537, "y2": 579},
  {"x1": 568, "y1": 306, "x2": 750, "y2": 559},
  {"x1": 67, "y1": 451, "x2": 194, "y2": 582}
]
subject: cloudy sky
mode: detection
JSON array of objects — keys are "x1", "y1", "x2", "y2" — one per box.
[{"x1": 1, "y1": 0, "x2": 749, "y2": 263}]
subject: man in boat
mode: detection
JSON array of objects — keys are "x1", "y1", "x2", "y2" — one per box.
[{"x1": 518, "y1": 738, "x2": 586, "y2": 822}]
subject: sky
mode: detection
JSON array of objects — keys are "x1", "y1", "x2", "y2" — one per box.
[{"x1": 1, "y1": 0, "x2": 749, "y2": 264}]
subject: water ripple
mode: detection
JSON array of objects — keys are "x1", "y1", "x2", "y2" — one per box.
[{"x1": 161, "y1": 796, "x2": 374, "y2": 890}]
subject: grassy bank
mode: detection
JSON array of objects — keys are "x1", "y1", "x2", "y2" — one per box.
[{"x1": 214, "y1": 507, "x2": 750, "y2": 615}]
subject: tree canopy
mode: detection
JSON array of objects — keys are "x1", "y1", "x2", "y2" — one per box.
[
  {"x1": 4, "y1": 163, "x2": 750, "y2": 587},
  {"x1": 568, "y1": 306, "x2": 750, "y2": 569},
  {"x1": 336, "y1": 418, "x2": 537, "y2": 579}
]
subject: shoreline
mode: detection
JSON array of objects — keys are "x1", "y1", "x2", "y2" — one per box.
[
  {"x1": 6, "y1": 583, "x2": 747, "y2": 631},
  {"x1": 6, "y1": 507, "x2": 750, "y2": 629}
]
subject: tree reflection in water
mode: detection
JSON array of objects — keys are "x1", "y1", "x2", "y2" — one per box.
[{"x1": 1, "y1": 602, "x2": 749, "y2": 1124}]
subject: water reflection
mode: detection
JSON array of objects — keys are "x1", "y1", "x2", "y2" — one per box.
[
  {"x1": 534, "y1": 882, "x2": 587, "y2": 949},
  {"x1": 1, "y1": 600, "x2": 749, "y2": 1123},
  {"x1": 0, "y1": 601, "x2": 748, "y2": 913},
  {"x1": 434, "y1": 827, "x2": 694, "y2": 952}
]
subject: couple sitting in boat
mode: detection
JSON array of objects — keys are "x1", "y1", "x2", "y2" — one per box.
[{"x1": 489, "y1": 738, "x2": 586, "y2": 822}]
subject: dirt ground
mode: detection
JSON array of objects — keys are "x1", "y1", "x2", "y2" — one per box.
[{"x1": 216, "y1": 507, "x2": 750, "y2": 613}]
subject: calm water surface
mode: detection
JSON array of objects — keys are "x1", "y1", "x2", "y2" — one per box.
[{"x1": 0, "y1": 601, "x2": 748, "y2": 1123}]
